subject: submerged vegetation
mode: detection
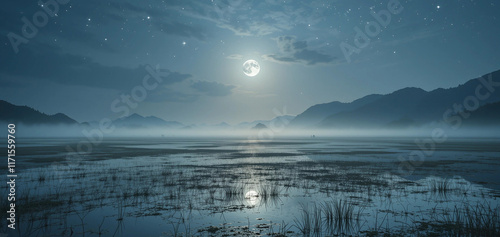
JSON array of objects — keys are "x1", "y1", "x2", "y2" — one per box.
[{"x1": 1, "y1": 138, "x2": 499, "y2": 236}]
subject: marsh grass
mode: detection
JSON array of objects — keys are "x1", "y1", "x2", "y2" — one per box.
[
  {"x1": 259, "y1": 183, "x2": 282, "y2": 207},
  {"x1": 294, "y1": 203, "x2": 312, "y2": 236},
  {"x1": 428, "y1": 202, "x2": 500, "y2": 236},
  {"x1": 322, "y1": 199, "x2": 363, "y2": 235},
  {"x1": 10, "y1": 141, "x2": 500, "y2": 237},
  {"x1": 429, "y1": 178, "x2": 451, "y2": 194},
  {"x1": 223, "y1": 185, "x2": 244, "y2": 203},
  {"x1": 293, "y1": 199, "x2": 362, "y2": 236},
  {"x1": 37, "y1": 171, "x2": 47, "y2": 183},
  {"x1": 268, "y1": 220, "x2": 292, "y2": 237}
]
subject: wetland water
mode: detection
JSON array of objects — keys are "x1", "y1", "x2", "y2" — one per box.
[{"x1": 2, "y1": 137, "x2": 500, "y2": 236}]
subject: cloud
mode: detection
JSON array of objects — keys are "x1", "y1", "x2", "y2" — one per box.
[
  {"x1": 191, "y1": 81, "x2": 236, "y2": 97},
  {"x1": 84, "y1": 1, "x2": 207, "y2": 41},
  {"x1": 263, "y1": 36, "x2": 336, "y2": 65},
  {"x1": 146, "y1": 80, "x2": 236, "y2": 103},
  {"x1": 0, "y1": 44, "x2": 191, "y2": 91},
  {"x1": 173, "y1": 0, "x2": 300, "y2": 36},
  {"x1": 1, "y1": 0, "x2": 208, "y2": 50},
  {"x1": 146, "y1": 87, "x2": 199, "y2": 103},
  {"x1": 106, "y1": 1, "x2": 209, "y2": 41},
  {"x1": 174, "y1": 0, "x2": 339, "y2": 37},
  {"x1": 226, "y1": 54, "x2": 244, "y2": 60}
]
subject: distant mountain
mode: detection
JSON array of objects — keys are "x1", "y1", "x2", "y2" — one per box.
[
  {"x1": 294, "y1": 69, "x2": 500, "y2": 128},
  {"x1": 112, "y1": 113, "x2": 184, "y2": 128},
  {"x1": 252, "y1": 123, "x2": 268, "y2": 130},
  {"x1": 237, "y1": 115, "x2": 295, "y2": 129},
  {"x1": 0, "y1": 100, "x2": 78, "y2": 125},
  {"x1": 320, "y1": 87, "x2": 429, "y2": 128},
  {"x1": 463, "y1": 102, "x2": 500, "y2": 126},
  {"x1": 212, "y1": 122, "x2": 232, "y2": 128},
  {"x1": 323, "y1": 70, "x2": 500, "y2": 128},
  {"x1": 290, "y1": 94, "x2": 383, "y2": 127}
]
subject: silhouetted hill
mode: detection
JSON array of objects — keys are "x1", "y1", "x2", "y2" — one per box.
[
  {"x1": 252, "y1": 123, "x2": 268, "y2": 130},
  {"x1": 113, "y1": 113, "x2": 184, "y2": 128},
  {"x1": 238, "y1": 115, "x2": 295, "y2": 129},
  {"x1": 212, "y1": 122, "x2": 232, "y2": 128},
  {"x1": 292, "y1": 69, "x2": 500, "y2": 128},
  {"x1": 0, "y1": 100, "x2": 78, "y2": 125},
  {"x1": 290, "y1": 94, "x2": 382, "y2": 127},
  {"x1": 320, "y1": 87, "x2": 428, "y2": 128},
  {"x1": 319, "y1": 70, "x2": 500, "y2": 128},
  {"x1": 463, "y1": 102, "x2": 500, "y2": 126},
  {"x1": 409, "y1": 71, "x2": 500, "y2": 123}
]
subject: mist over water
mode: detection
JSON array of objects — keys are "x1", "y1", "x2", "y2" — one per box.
[
  {"x1": 8, "y1": 122, "x2": 500, "y2": 139},
  {"x1": 4, "y1": 134, "x2": 500, "y2": 236}
]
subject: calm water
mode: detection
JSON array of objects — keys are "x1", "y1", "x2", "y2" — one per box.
[{"x1": 2, "y1": 137, "x2": 500, "y2": 236}]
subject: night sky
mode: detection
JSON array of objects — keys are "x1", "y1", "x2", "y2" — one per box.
[{"x1": 1, "y1": 0, "x2": 499, "y2": 124}]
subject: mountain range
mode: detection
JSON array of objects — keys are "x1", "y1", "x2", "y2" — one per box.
[
  {"x1": 237, "y1": 115, "x2": 296, "y2": 129},
  {"x1": 464, "y1": 101, "x2": 500, "y2": 126},
  {"x1": 0, "y1": 100, "x2": 185, "y2": 129},
  {"x1": 0, "y1": 100, "x2": 293, "y2": 131},
  {"x1": 1, "y1": 69, "x2": 500, "y2": 131},
  {"x1": 291, "y1": 69, "x2": 500, "y2": 128},
  {"x1": 111, "y1": 113, "x2": 184, "y2": 129},
  {"x1": 0, "y1": 100, "x2": 77, "y2": 125}
]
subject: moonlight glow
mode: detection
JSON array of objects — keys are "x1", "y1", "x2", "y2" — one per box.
[
  {"x1": 243, "y1": 59, "x2": 260, "y2": 77},
  {"x1": 244, "y1": 190, "x2": 259, "y2": 205}
]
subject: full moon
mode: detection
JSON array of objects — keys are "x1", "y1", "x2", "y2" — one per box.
[{"x1": 243, "y1": 59, "x2": 260, "y2": 77}]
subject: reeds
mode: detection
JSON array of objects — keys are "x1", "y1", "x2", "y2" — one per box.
[
  {"x1": 293, "y1": 199, "x2": 361, "y2": 236},
  {"x1": 434, "y1": 202, "x2": 500, "y2": 236},
  {"x1": 223, "y1": 185, "x2": 244, "y2": 202},
  {"x1": 429, "y1": 178, "x2": 451, "y2": 194},
  {"x1": 294, "y1": 203, "x2": 312, "y2": 236},
  {"x1": 12, "y1": 145, "x2": 500, "y2": 237}
]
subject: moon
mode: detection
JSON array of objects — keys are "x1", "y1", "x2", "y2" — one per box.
[{"x1": 243, "y1": 59, "x2": 260, "y2": 77}]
